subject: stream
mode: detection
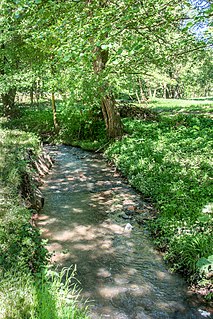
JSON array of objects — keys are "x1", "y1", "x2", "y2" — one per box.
[{"x1": 38, "y1": 145, "x2": 212, "y2": 319}]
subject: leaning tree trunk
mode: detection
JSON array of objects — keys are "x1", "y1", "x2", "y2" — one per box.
[
  {"x1": 1, "y1": 88, "x2": 16, "y2": 117},
  {"x1": 93, "y1": 46, "x2": 123, "y2": 138}
]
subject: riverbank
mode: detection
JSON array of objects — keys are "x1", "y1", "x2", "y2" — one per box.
[{"x1": 0, "y1": 120, "x2": 89, "y2": 319}]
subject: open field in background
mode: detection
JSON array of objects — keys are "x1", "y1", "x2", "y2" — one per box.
[{"x1": 147, "y1": 97, "x2": 213, "y2": 117}]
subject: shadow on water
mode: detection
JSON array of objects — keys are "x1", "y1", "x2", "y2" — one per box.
[{"x1": 38, "y1": 145, "x2": 212, "y2": 319}]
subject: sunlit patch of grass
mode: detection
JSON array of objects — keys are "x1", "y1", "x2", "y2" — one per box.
[
  {"x1": 148, "y1": 97, "x2": 213, "y2": 117},
  {"x1": 0, "y1": 272, "x2": 35, "y2": 319}
]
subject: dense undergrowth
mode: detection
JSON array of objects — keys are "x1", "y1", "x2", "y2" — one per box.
[
  {"x1": 0, "y1": 120, "x2": 89, "y2": 319},
  {"x1": 7, "y1": 101, "x2": 106, "y2": 150},
  {"x1": 2, "y1": 97, "x2": 213, "y2": 300},
  {"x1": 106, "y1": 99, "x2": 213, "y2": 298}
]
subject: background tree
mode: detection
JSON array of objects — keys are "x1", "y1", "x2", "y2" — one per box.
[{"x1": 1, "y1": 0, "x2": 212, "y2": 135}]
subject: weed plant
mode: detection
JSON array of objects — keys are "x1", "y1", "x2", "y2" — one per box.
[
  {"x1": 105, "y1": 99, "x2": 213, "y2": 296},
  {"x1": 0, "y1": 268, "x2": 89, "y2": 319},
  {"x1": 58, "y1": 101, "x2": 106, "y2": 145}
]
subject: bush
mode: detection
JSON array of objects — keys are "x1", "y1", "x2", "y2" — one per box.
[
  {"x1": 4, "y1": 101, "x2": 107, "y2": 147},
  {"x1": 58, "y1": 102, "x2": 106, "y2": 144},
  {"x1": 4, "y1": 108, "x2": 55, "y2": 142}
]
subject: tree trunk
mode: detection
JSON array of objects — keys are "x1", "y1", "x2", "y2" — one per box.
[
  {"x1": 101, "y1": 94, "x2": 123, "y2": 139},
  {"x1": 1, "y1": 88, "x2": 16, "y2": 116},
  {"x1": 0, "y1": 43, "x2": 17, "y2": 116},
  {"x1": 85, "y1": 0, "x2": 123, "y2": 138},
  {"x1": 51, "y1": 92, "x2": 59, "y2": 132},
  {"x1": 93, "y1": 46, "x2": 123, "y2": 138},
  {"x1": 139, "y1": 78, "x2": 147, "y2": 102},
  {"x1": 35, "y1": 81, "x2": 40, "y2": 104},
  {"x1": 163, "y1": 83, "x2": 167, "y2": 99},
  {"x1": 30, "y1": 87, "x2": 34, "y2": 105}
]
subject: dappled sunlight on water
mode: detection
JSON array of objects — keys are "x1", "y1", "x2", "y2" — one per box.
[{"x1": 37, "y1": 145, "x2": 211, "y2": 319}]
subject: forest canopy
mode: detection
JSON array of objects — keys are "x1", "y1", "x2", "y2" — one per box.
[{"x1": 0, "y1": 0, "x2": 212, "y2": 136}]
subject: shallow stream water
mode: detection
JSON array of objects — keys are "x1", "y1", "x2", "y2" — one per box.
[{"x1": 38, "y1": 145, "x2": 212, "y2": 319}]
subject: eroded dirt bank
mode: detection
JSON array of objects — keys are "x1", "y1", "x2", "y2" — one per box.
[{"x1": 38, "y1": 145, "x2": 212, "y2": 319}]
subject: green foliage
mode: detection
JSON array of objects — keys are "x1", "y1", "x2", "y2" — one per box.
[
  {"x1": 34, "y1": 267, "x2": 89, "y2": 319},
  {"x1": 2, "y1": 0, "x2": 211, "y2": 122},
  {"x1": 0, "y1": 272, "x2": 35, "y2": 319},
  {"x1": 58, "y1": 101, "x2": 106, "y2": 144},
  {"x1": 4, "y1": 106, "x2": 55, "y2": 141},
  {"x1": 165, "y1": 229, "x2": 212, "y2": 275},
  {"x1": 5, "y1": 101, "x2": 107, "y2": 149},
  {"x1": 105, "y1": 98, "x2": 213, "y2": 292},
  {"x1": 0, "y1": 206, "x2": 48, "y2": 274},
  {"x1": 106, "y1": 114, "x2": 212, "y2": 219},
  {"x1": 196, "y1": 255, "x2": 213, "y2": 278}
]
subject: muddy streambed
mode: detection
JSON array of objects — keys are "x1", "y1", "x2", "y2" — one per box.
[{"x1": 38, "y1": 145, "x2": 211, "y2": 319}]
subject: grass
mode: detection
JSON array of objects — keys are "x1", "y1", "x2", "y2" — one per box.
[
  {"x1": 105, "y1": 98, "x2": 213, "y2": 296},
  {"x1": 0, "y1": 267, "x2": 89, "y2": 319},
  {"x1": 148, "y1": 97, "x2": 213, "y2": 117},
  {"x1": 0, "y1": 119, "x2": 89, "y2": 319},
  {"x1": 34, "y1": 267, "x2": 88, "y2": 319}
]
